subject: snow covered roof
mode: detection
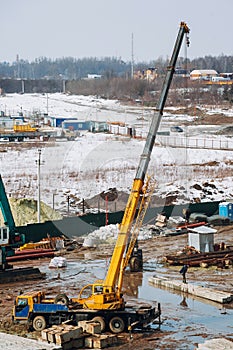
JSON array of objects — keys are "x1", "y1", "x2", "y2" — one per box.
[
  {"x1": 190, "y1": 69, "x2": 218, "y2": 75},
  {"x1": 189, "y1": 225, "x2": 217, "y2": 234}
]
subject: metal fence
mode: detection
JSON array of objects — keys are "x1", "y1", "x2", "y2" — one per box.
[{"x1": 158, "y1": 135, "x2": 233, "y2": 150}]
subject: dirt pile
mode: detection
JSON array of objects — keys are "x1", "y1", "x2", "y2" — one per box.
[{"x1": 0, "y1": 198, "x2": 62, "y2": 226}]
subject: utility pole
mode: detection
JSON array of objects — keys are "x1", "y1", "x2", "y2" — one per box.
[
  {"x1": 52, "y1": 192, "x2": 57, "y2": 210},
  {"x1": 63, "y1": 80, "x2": 66, "y2": 94},
  {"x1": 131, "y1": 33, "x2": 134, "y2": 79},
  {"x1": 67, "y1": 195, "x2": 70, "y2": 214},
  {"x1": 21, "y1": 80, "x2": 25, "y2": 94},
  {"x1": 36, "y1": 149, "x2": 42, "y2": 223},
  {"x1": 46, "y1": 93, "x2": 49, "y2": 115}
]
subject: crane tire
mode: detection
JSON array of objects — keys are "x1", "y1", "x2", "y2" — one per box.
[
  {"x1": 54, "y1": 293, "x2": 69, "y2": 306},
  {"x1": 32, "y1": 315, "x2": 46, "y2": 331},
  {"x1": 91, "y1": 316, "x2": 106, "y2": 332},
  {"x1": 129, "y1": 256, "x2": 141, "y2": 272},
  {"x1": 109, "y1": 316, "x2": 125, "y2": 334}
]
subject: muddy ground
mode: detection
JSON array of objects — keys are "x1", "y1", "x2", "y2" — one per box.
[{"x1": 0, "y1": 224, "x2": 232, "y2": 349}]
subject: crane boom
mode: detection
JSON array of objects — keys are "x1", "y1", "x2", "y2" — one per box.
[
  {"x1": 104, "y1": 21, "x2": 189, "y2": 293},
  {"x1": 77, "y1": 22, "x2": 190, "y2": 311}
]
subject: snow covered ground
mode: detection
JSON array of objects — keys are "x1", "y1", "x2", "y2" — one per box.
[
  {"x1": 0, "y1": 93, "x2": 233, "y2": 216},
  {"x1": 0, "y1": 331, "x2": 60, "y2": 350}
]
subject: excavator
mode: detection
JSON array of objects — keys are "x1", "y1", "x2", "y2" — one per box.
[
  {"x1": 13, "y1": 22, "x2": 190, "y2": 333},
  {"x1": 0, "y1": 175, "x2": 44, "y2": 282},
  {"x1": 0, "y1": 174, "x2": 25, "y2": 270}
]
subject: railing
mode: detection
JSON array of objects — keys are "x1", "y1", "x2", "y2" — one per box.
[{"x1": 158, "y1": 135, "x2": 233, "y2": 150}]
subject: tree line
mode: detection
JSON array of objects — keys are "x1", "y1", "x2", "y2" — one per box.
[{"x1": 0, "y1": 55, "x2": 232, "y2": 80}]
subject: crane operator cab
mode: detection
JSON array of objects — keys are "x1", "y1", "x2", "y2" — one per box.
[{"x1": 0, "y1": 226, "x2": 9, "y2": 245}]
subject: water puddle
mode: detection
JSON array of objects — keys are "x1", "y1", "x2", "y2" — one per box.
[{"x1": 35, "y1": 257, "x2": 233, "y2": 349}]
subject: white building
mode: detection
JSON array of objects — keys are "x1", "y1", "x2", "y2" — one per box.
[
  {"x1": 188, "y1": 225, "x2": 217, "y2": 253},
  {"x1": 190, "y1": 69, "x2": 218, "y2": 80}
]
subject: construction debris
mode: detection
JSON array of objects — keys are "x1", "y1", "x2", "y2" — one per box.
[
  {"x1": 49, "y1": 256, "x2": 67, "y2": 268},
  {"x1": 41, "y1": 321, "x2": 119, "y2": 349},
  {"x1": 155, "y1": 214, "x2": 167, "y2": 228},
  {"x1": 6, "y1": 248, "x2": 55, "y2": 262},
  {"x1": 164, "y1": 246, "x2": 233, "y2": 268}
]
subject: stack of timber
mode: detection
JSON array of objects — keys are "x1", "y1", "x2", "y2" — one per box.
[
  {"x1": 41, "y1": 321, "x2": 118, "y2": 349},
  {"x1": 164, "y1": 247, "x2": 233, "y2": 267}
]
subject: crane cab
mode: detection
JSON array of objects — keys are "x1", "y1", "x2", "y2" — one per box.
[{"x1": 0, "y1": 226, "x2": 9, "y2": 245}]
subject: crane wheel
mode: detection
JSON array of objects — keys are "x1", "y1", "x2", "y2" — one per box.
[
  {"x1": 32, "y1": 315, "x2": 46, "y2": 331},
  {"x1": 129, "y1": 256, "x2": 142, "y2": 272},
  {"x1": 109, "y1": 316, "x2": 125, "y2": 334},
  {"x1": 91, "y1": 316, "x2": 106, "y2": 332},
  {"x1": 54, "y1": 293, "x2": 69, "y2": 306}
]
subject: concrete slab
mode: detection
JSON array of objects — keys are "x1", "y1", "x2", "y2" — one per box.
[{"x1": 148, "y1": 276, "x2": 233, "y2": 304}]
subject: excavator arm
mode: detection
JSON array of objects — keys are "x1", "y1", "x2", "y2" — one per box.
[{"x1": 0, "y1": 175, "x2": 16, "y2": 235}]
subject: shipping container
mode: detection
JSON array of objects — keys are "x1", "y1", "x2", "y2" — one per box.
[{"x1": 62, "y1": 120, "x2": 90, "y2": 131}]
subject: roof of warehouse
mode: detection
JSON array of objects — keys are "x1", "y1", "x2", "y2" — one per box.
[{"x1": 190, "y1": 69, "x2": 218, "y2": 75}]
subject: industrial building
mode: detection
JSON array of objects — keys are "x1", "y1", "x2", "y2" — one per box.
[{"x1": 190, "y1": 69, "x2": 218, "y2": 80}]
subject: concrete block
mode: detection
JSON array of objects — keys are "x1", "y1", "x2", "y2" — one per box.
[
  {"x1": 51, "y1": 325, "x2": 65, "y2": 330},
  {"x1": 84, "y1": 334, "x2": 118, "y2": 348},
  {"x1": 47, "y1": 330, "x2": 61, "y2": 343},
  {"x1": 78, "y1": 320, "x2": 101, "y2": 334},
  {"x1": 55, "y1": 327, "x2": 83, "y2": 345},
  {"x1": 92, "y1": 335, "x2": 109, "y2": 349},
  {"x1": 61, "y1": 338, "x2": 84, "y2": 350},
  {"x1": 84, "y1": 336, "x2": 94, "y2": 348},
  {"x1": 41, "y1": 328, "x2": 52, "y2": 341},
  {"x1": 107, "y1": 334, "x2": 118, "y2": 345}
]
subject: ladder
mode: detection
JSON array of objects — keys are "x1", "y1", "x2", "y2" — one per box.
[{"x1": 123, "y1": 176, "x2": 156, "y2": 269}]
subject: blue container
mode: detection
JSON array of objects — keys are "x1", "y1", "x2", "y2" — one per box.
[
  {"x1": 219, "y1": 202, "x2": 229, "y2": 217},
  {"x1": 228, "y1": 203, "x2": 233, "y2": 219}
]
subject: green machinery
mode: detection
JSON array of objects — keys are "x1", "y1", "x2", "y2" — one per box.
[{"x1": 0, "y1": 174, "x2": 25, "y2": 269}]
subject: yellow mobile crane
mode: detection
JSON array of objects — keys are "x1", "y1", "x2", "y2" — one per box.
[
  {"x1": 13, "y1": 22, "x2": 190, "y2": 333},
  {"x1": 77, "y1": 21, "x2": 190, "y2": 309}
]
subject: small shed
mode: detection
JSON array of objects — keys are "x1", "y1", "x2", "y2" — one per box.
[{"x1": 188, "y1": 225, "x2": 217, "y2": 253}]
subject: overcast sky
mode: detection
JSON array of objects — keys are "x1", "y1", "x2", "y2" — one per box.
[{"x1": 2, "y1": 0, "x2": 233, "y2": 63}]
